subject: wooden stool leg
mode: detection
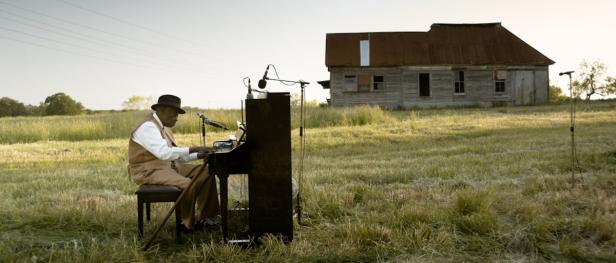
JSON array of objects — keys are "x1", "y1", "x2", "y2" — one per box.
[
  {"x1": 146, "y1": 202, "x2": 151, "y2": 222},
  {"x1": 136, "y1": 187, "x2": 185, "y2": 243},
  {"x1": 138, "y1": 197, "x2": 144, "y2": 237}
]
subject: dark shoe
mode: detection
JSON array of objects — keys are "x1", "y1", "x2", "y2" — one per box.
[
  {"x1": 178, "y1": 223, "x2": 194, "y2": 234},
  {"x1": 194, "y1": 218, "x2": 218, "y2": 231}
]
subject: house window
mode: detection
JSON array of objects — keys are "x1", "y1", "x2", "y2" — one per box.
[
  {"x1": 495, "y1": 80, "x2": 505, "y2": 92},
  {"x1": 344, "y1": 75, "x2": 357, "y2": 92},
  {"x1": 360, "y1": 40, "x2": 370, "y2": 66},
  {"x1": 419, "y1": 73, "x2": 430, "y2": 97},
  {"x1": 494, "y1": 70, "x2": 506, "y2": 93},
  {"x1": 454, "y1": 71, "x2": 465, "y2": 94},
  {"x1": 373, "y1": 75, "x2": 384, "y2": 90}
]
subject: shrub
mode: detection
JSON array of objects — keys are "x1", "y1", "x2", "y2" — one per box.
[{"x1": 549, "y1": 85, "x2": 569, "y2": 103}]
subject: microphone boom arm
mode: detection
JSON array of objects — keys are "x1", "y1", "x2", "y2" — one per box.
[{"x1": 264, "y1": 77, "x2": 309, "y2": 86}]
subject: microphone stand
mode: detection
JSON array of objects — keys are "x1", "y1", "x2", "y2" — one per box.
[
  {"x1": 264, "y1": 77, "x2": 309, "y2": 225},
  {"x1": 560, "y1": 71, "x2": 577, "y2": 186},
  {"x1": 201, "y1": 115, "x2": 206, "y2": 147}
]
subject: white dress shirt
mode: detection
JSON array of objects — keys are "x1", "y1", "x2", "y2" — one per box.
[{"x1": 132, "y1": 113, "x2": 198, "y2": 162}]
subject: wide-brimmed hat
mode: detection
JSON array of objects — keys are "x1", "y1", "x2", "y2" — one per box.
[{"x1": 151, "y1": 94, "x2": 186, "y2": 114}]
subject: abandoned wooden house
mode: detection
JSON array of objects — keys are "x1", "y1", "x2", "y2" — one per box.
[{"x1": 323, "y1": 23, "x2": 555, "y2": 108}]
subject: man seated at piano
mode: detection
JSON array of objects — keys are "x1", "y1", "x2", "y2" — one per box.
[{"x1": 127, "y1": 94, "x2": 219, "y2": 232}]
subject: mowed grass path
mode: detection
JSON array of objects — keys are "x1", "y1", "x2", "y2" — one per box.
[{"x1": 1, "y1": 102, "x2": 616, "y2": 262}]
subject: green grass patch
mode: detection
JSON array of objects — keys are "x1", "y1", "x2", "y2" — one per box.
[{"x1": 1, "y1": 101, "x2": 616, "y2": 261}]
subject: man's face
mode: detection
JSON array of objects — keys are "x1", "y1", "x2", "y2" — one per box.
[{"x1": 156, "y1": 106, "x2": 180, "y2": 127}]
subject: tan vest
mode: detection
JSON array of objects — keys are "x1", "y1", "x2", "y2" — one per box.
[{"x1": 127, "y1": 113, "x2": 178, "y2": 176}]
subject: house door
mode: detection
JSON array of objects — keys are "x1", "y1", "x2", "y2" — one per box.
[{"x1": 513, "y1": 71, "x2": 534, "y2": 105}]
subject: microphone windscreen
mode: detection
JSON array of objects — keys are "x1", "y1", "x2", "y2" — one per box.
[{"x1": 258, "y1": 79, "x2": 267, "y2": 89}]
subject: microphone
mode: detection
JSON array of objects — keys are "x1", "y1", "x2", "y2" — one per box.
[
  {"x1": 559, "y1": 71, "x2": 574, "y2": 76},
  {"x1": 258, "y1": 65, "x2": 270, "y2": 89},
  {"x1": 197, "y1": 113, "x2": 228, "y2": 130},
  {"x1": 246, "y1": 78, "x2": 254, "y2": 99}
]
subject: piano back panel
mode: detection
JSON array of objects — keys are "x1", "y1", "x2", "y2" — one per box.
[{"x1": 245, "y1": 92, "x2": 293, "y2": 242}]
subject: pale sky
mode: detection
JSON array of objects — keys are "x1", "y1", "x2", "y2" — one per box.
[{"x1": 1, "y1": 0, "x2": 615, "y2": 109}]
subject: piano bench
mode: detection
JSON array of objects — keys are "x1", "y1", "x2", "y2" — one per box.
[{"x1": 135, "y1": 185, "x2": 182, "y2": 242}]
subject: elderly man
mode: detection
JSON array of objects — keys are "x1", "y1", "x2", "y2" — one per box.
[{"x1": 128, "y1": 94, "x2": 219, "y2": 232}]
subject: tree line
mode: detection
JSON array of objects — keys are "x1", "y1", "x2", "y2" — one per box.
[
  {"x1": 1, "y1": 94, "x2": 163, "y2": 118},
  {"x1": 551, "y1": 59, "x2": 616, "y2": 103},
  {"x1": 0, "y1": 92, "x2": 85, "y2": 117},
  {"x1": 2, "y1": 59, "x2": 614, "y2": 117}
]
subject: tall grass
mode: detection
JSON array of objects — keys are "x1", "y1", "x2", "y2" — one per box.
[
  {"x1": 0, "y1": 110, "x2": 239, "y2": 144},
  {"x1": 0, "y1": 105, "x2": 395, "y2": 144},
  {"x1": 4, "y1": 100, "x2": 615, "y2": 144},
  {"x1": 0, "y1": 112, "x2": 139, "y2": 143}
]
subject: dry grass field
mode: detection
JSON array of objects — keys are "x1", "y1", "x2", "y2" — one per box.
[{"x1": 1, "y1": 101, "x2": 615, "y2": 262}]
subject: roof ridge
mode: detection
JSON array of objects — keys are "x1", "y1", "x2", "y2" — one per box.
[
  {"x1": 326, "y1": 31, "x2": 425, "y2": 35},
  {"x1": 431, "y1": 22, "x2": 502, "y2": 28}
]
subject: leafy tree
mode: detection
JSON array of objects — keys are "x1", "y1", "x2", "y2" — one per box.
[
  {"x1": 604, "y1": 77, "x2": 616, "y2": 96},
  {"x1": 0, "y1": 97, "x2": 28, "y2": 117},
  {"x1": 43, "y1": 92, "x2": 84, "y2": 116},
  {"x1": 122, "y1": 95, "x2": 154, "y2": 110},
  {"x1": 26, "y1": 103, "x2": 46, "y2": 116},
  {"x1": 572, "y1": 59, "x2": 616, "y2": 100},
  {"x1": 549, "y1": 85, "x2": 568, "y2": 103}
]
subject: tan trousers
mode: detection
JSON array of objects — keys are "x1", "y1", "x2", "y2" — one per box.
[{"x1": 132, "y1": 163, "x2": 220, "y2": 228}]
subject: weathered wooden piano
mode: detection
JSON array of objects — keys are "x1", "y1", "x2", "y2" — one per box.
[{"x1": 207, "y1": 92, "x2": 293, "y2": 244}]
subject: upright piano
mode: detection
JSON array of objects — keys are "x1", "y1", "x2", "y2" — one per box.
[{"x1": 208, "y1": 92, "x2": 293, "y2": 243}]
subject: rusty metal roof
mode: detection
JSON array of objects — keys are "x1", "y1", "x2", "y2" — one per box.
[{"x1": 325, "y1": 23, "x2": 555, "y2": 67}]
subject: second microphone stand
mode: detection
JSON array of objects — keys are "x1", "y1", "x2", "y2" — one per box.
[{"x1": 265, "y1": 77, "x2": 309, "y2": 225}]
